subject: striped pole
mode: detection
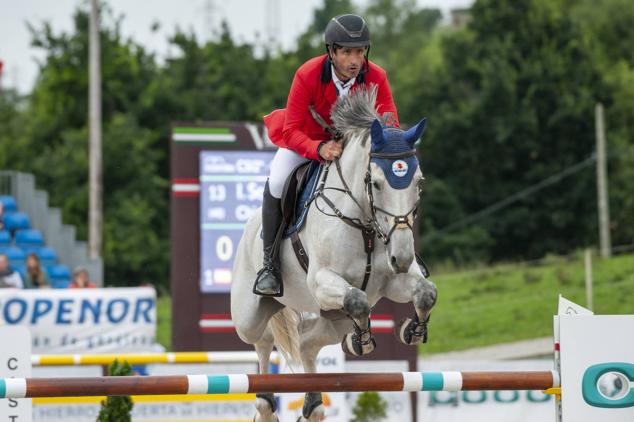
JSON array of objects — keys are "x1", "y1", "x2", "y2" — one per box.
[
  {"x1": 0, "y1": 371, "x2": 559, "y2": 399},
  {"x1": 31, "y1": 351, "x2": 279, "y2": 366}
]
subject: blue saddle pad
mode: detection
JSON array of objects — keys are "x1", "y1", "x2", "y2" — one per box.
[{"x1": 283, "y1": 161, "x2": 322, "y2": 238}]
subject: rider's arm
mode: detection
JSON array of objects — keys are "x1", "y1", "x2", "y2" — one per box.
[
  {"x1": 282, "y1": 72, "x2": 323, "y2": 161},
  {"x1": 375, "y1": 73, "x2": 400, "y2": 127}
]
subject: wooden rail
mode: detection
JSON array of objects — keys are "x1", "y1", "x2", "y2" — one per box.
[{"x1": 0, "y1": 371, "x2": 559, "y2": 398}]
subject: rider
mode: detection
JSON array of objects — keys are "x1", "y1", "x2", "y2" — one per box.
[{"x1": 253, "y1": 13, "x2": 400, "y2": 297}]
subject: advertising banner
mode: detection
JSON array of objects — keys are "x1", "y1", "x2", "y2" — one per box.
[
  {"x1": 347, "y1": 359, "x2": 412, "y2": 422},
  {"x1": 418, "y1": 360, "x2": 556, "y2": 422},
  {"x1": 278, "y1": 344, "x2": 349, "y2": 421},
  {"x1": 558, "y1": 315, "x2": 634, "y2": 421},
  {"x1": 0, "y1": 326, "x2": 32, "y2": 422},
  {"x1": 0, "y1": 287, "x2": 157, "y2": 354}
]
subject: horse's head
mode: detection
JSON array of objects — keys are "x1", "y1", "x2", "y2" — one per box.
[
  {"x1": 331, "y1": 85, "x2": 427, "y2": 274},
  {"x1": 368, "y1": 117, "x2": 426, "y2": 273}
]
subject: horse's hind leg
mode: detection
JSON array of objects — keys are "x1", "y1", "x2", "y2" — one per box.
[
  {"x1": 253, "y1": 328, "x2": 279, "y2": 422},
  {"x1": 232, "y1": 295, "x2": 283, "y2": 422},
  {"x1": 295, "y1": 316, "x2": 344, "y2": 422},
  {"x1": 310, "y1": 268, "x2": 375, "y2": 356},
  {"x1": 384, "y1": 270, "x2": 437, "y2": 345}
]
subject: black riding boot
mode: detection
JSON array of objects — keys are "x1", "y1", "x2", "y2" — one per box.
[{"x1": 253, "y1": 183, "x2": 284, "y2": 297}]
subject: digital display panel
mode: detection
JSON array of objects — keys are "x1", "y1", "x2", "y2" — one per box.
[{"x1": 199, "y1": 151, "x2": 274, "y2": 293}]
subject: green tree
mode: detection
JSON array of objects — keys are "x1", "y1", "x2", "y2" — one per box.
[
  {"x1": 418, "y1": 0, "x2": 606, "y2": 261},
  {"x1": 572, "y1": 0, "x2": 634, "y2": 246},
  {"x1": 14, "y1": 5, "x2": 167, "y2": 287}
]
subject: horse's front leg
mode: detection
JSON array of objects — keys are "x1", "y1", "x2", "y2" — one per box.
[
  {"x1": 383, "y1": 269, "x2": 437, "y2": 345},
  {"x1": 310, "y1": 267, "x2": 375, "y2": 356}
]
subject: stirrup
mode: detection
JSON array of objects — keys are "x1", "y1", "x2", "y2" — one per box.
[{"x1": 252, "y1": 266, "x2": 283, "y2": 297}]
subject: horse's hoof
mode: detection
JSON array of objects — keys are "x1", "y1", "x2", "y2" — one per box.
[
  {"x1": 256, "y1": 393, "x2": 277, "y2": 413},
  {"x1": 254, "y1": 414, "x2": 279, "y2": 422},
  {"x1": 341, "y1": 332, "x2": 376, "y2": 356},
  {"x1": 296, "y1": 403, "x2": 325, "y2": 421},
  {"x1": 395, "y1": 315, "x2": 429, "y2": 345},
  {"x1": 254, "y1": 415, "x2": 278, "y2": 422},
  {"x1": 255, "y1": 393, "x2": 278, "y2": 422},
  {"x1": 302, "y1": 392, "x2": 323, "y2": 420}
]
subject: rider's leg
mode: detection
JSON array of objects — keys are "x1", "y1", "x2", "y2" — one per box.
[{"x1": 253, "y1": 148, "x2": 309, "y2": 297}]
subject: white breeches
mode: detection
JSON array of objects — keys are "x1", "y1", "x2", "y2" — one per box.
[{"x1": 268, "y1": 148, "x2": 311, "y2": 198}]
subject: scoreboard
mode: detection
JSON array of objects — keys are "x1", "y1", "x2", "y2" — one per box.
[{"x1": 199, "y1": 151, "x2": 274, "y2": 293}]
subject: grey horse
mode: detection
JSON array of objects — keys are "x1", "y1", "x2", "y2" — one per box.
[{"x1": 231, "y1": 86, "x2": 437, "y2": 421}]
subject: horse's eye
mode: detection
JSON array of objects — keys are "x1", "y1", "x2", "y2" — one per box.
[{"x1": 372, "y1": 180, "x2": 381, "y2": 191}]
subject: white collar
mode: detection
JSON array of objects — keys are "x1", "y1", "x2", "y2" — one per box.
[{"x1": 331, "y1": 66, "x2": 356, "y2": 96}]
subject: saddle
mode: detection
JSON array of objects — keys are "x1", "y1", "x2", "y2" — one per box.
[
  {"x1": 280, "y1": 161, "x2": 322, "y2": 238},
  {"x1": 265, "y1": 161, "x2": 322, "y2": 273}
]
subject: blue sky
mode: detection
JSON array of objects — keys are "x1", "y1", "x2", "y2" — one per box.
[{"x1": 0, "y1": 0, "x2": 473, "y2": 93}]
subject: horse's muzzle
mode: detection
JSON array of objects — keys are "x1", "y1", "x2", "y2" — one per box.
[{"x1": 390, "y1": 254, "x2": 414, "y2": 273}]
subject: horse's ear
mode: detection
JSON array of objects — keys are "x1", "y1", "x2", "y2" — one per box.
[
  {"x1": 371, "y1": 119, "x2": 384, "y2": 148},
  {"x1": 404, "y1": 118, "x2": 427, "y2": 147}
]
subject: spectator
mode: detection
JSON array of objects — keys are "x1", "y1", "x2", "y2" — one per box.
[
  {"x1": 69, "y1": 267, "x2": 97, "y2": 288},
  {"x1": 0, "y1": 253, "x2": 24, "y2": 288},
  {"x1": 0, "y1": 202, "x2": 5, "y2": 231},
  {"x1": 24, "y1": 253, "x2": 50, "y2": 289}
]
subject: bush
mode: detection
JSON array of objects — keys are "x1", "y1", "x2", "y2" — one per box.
[
  {"x1": 350, "y1": 391, "x2": 387, "y2": 422},
  {"x1": 96, "y1": 359, "x2": 134, "y2": 422}
]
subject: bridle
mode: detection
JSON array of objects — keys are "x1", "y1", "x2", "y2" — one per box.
[
  {"x1": 365, "y1": 149, "x2": 423, "y2": 245},
  {"x1": 306, "y1": 109, "x2": 423, "y2": 291}
]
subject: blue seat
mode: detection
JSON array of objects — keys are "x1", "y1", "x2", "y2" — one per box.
[
  {"x1": 15, "y1": 229, "x2": 44, "y2": 247},
  {"x1": 0, "y1": 196, "x2": 18, "y2": 212},
  {"x1": 0, "y1": 230, "x2": 10, "y2": 246},
  {"x1": 51, "y1": 278, "x2": 71, "y2": 289},
  {"x1": 20, "y1": 246, "x2": 42, "y2": 256},
  {"x1": 0, "y1": 246, "x2": 26, "y2": 267},
  {"x1": 47, "y1": 264, "x2": 71, "y2": 288},
  {"x1": 3, "y1": 212, "x2": 30, "y2": 231},
  {"x1": 36, "y1": 247, "x2": 57, "y2": 266}
]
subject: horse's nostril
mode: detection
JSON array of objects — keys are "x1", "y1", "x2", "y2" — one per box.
[{"x1": 391, "y1": 256, "x2": 397, "y2": 267}]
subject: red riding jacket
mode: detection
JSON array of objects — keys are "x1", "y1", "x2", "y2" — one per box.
[{"x1": 264, "y1": 54, "x2": 399, "y2": 161}]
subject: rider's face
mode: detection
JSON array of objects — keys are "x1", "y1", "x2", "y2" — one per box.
[{"x1": 330, "y1": 46, "x2": 366, "y2": 80}]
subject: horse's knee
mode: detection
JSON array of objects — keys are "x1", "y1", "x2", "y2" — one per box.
[
  {"x1": 415, "y1": 278, "x2": 437, "y2": 310},
  {"x1": 343, "y1": 288, "x2": 370, "y2": 318}
]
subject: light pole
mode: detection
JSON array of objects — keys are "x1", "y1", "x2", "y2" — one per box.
[{"x1": 89, "y1": 0, "x2": 102, "y2": 260}]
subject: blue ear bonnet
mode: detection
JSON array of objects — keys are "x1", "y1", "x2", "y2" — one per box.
[{"x1": 370, "y1": 118, "x2": 426, "y2": 189}]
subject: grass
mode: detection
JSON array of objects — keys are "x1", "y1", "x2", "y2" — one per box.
[
  {"x1": 156, "y1": 295, "x2": 172, "y2": 351},
  {"x1": 420, "y1": 251, "x2": 634, "y2": 355},
  {"x1": 154, "y1": 251, "x2": 634, "y2": 354}
]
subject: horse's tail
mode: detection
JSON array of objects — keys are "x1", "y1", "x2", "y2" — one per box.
[{"x1": 268, "y1": 307, "x2": 302, "y2": 370}]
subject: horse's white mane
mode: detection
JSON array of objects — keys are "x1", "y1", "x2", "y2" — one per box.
[{"x1": 330, "y1": 84, "x2": 387, "y2": 146}]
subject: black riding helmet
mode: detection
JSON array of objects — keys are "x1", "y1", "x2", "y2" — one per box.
[{"x1": 324, "y1": 14, "x2": 371, "y2": 49}]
